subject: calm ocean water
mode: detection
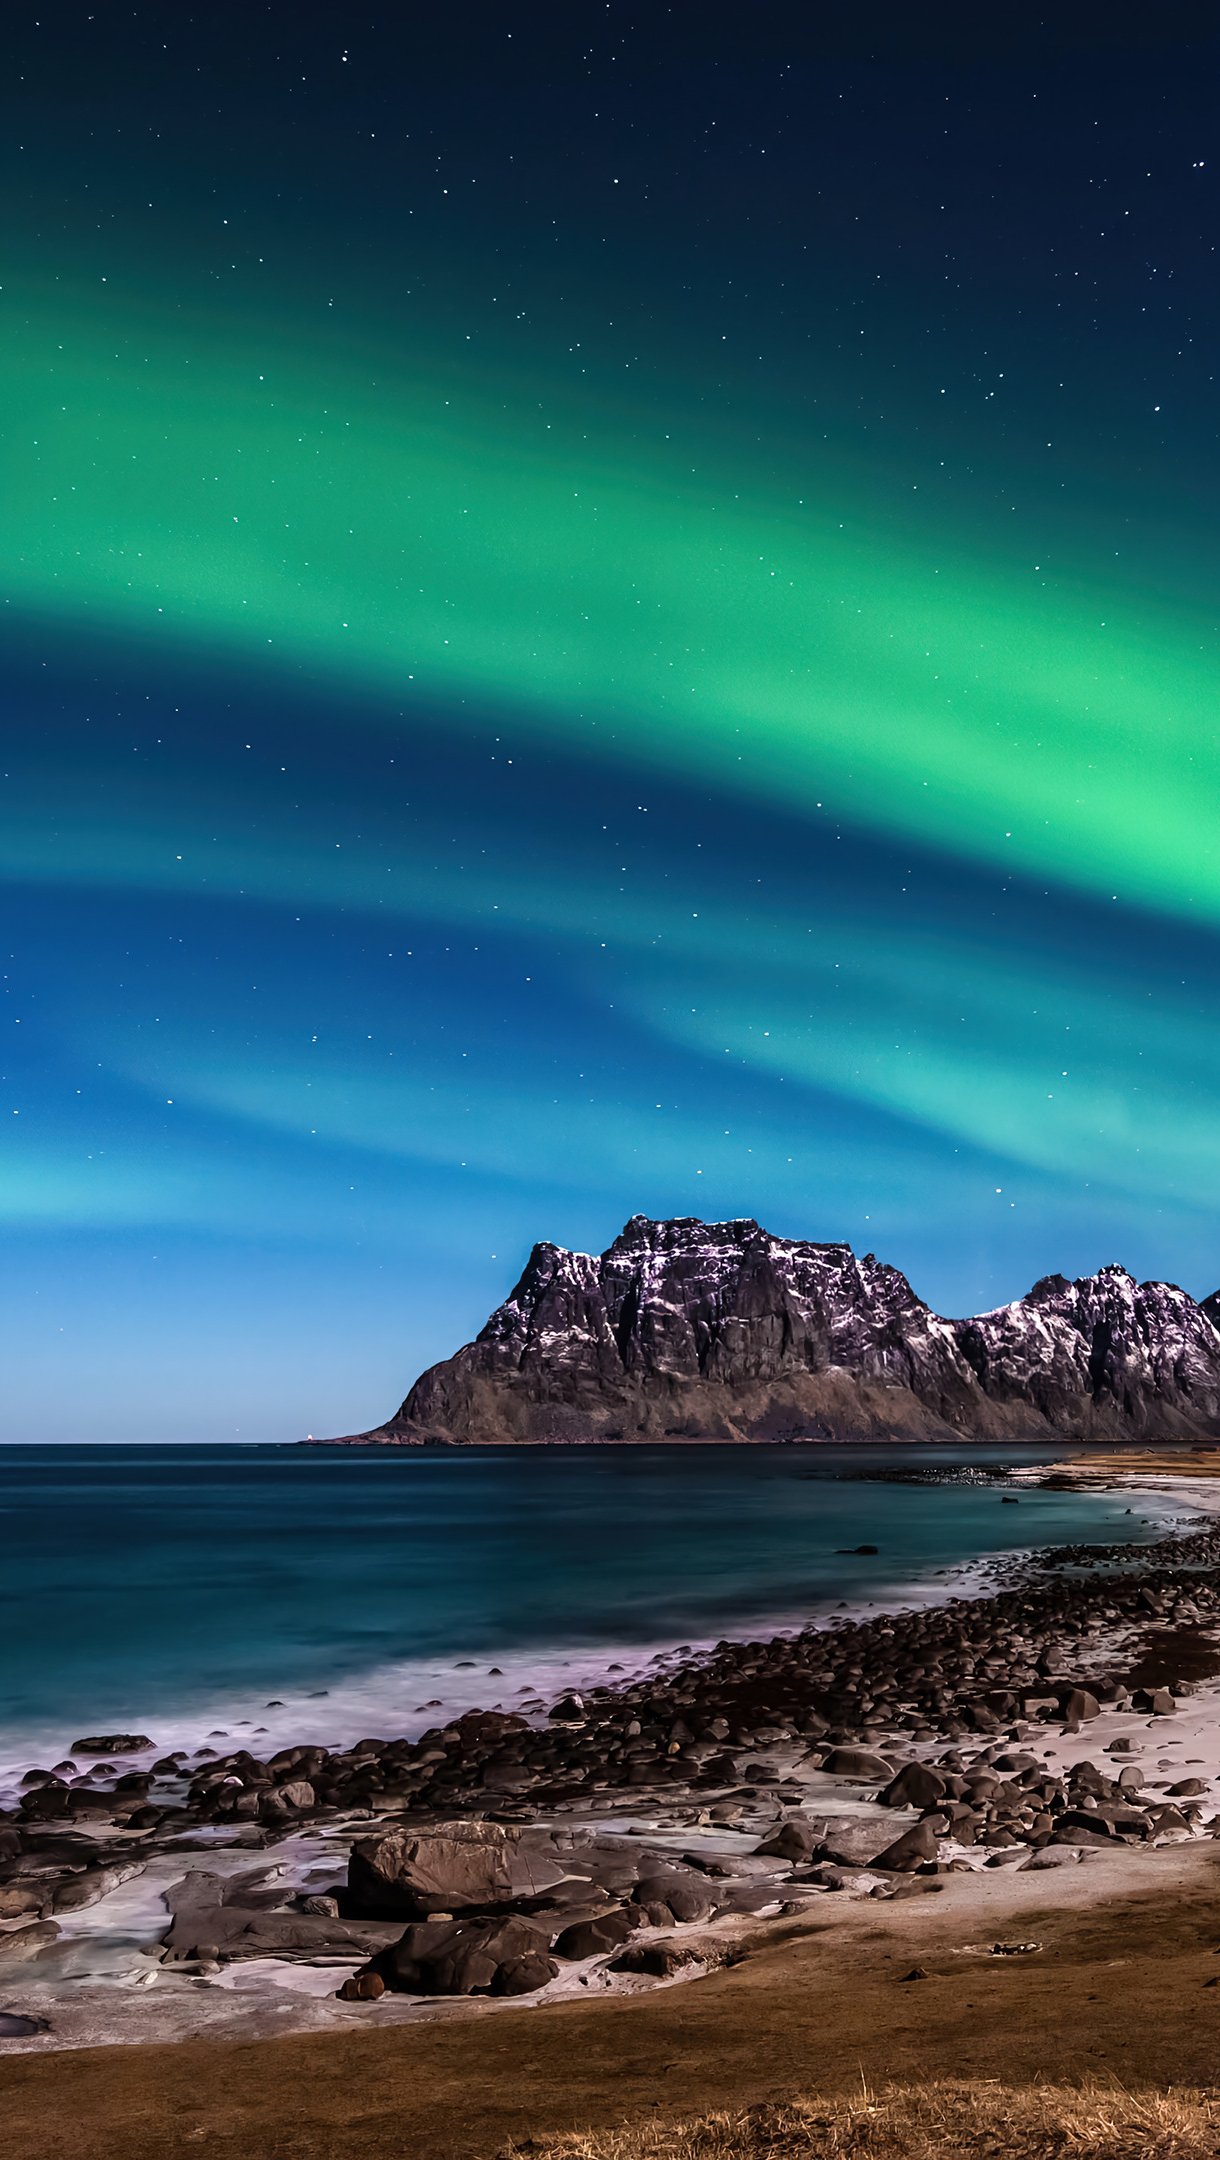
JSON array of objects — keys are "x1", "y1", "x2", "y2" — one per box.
[{"x1": 0, "y1": 1442, "x2": 1164, "y2": 1778}]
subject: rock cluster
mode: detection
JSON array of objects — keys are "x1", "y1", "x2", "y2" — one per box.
[
  {"x1": 6, "y1": 1521, "x2": 1220, "y2": 2006},
  {"x1": 345, "y1": 1215, "x2": 1220, "y2": 1445},
  {"x1": 337, "y1": 1822, "x2": 738, "y2": 1998}
]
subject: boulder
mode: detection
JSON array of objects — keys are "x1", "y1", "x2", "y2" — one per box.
[
  {"x1": 754, "y1": 1817, "x2": 818, "y2": 1862},
  {"x1": 1057, "y1": 1809, "x2": 1115, "y2": 1840},
  {"x1": 1147, "y1": 1804, "x2": 1193, "y2": 1838},
  {"x1": 258, "y1": 1780, "x2": 316, "y2": 1824},
  {"x1": 71, "y1": 1735, "x2": 153, "y2": 1754},
  {"x1": 373, "y1": 1914, "x2": 556, "y2": 1995},
  {"x1": 1133, "y1": 1687, "x2": 1177, "y2": 1716},
  {"x1": 867, "y1": 1819, "x2": 940, "y2": 1872},
  {"x1": 494, "y1": 1952, "x2": 560, "y2": 1995},
  {"x1": 610, "y1": 1938, "x2": 707, "y2": 1979},
  {"x1": 878, "y1": 1762, "x2": 947, "y2": 1811},
  {"x1": 632, "y1": 1874, "x2": 717, "y2": 1924},
  {"x1": 65, "y1": 1789, "x2": 118, "y2": 1821},
  {"x1": 347, "y1": 1821, "x2": 569, "y2": 1919},
  {"x1": 17, "y1": 1787, "x2": 72, "y2": 1821},
  {"x1": 554, "y1": 1909, "x2": 635, "y2": 1960},
  {"x1": 819, "y1": 1746, "x2": 898, "y2": 1783}
]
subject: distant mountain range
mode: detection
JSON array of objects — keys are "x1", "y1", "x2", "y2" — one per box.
[{"x1": 334, "y1": 1215, "x2": 1220, "y2": 1446}]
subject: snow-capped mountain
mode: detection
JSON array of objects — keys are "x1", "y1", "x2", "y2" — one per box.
[{"x1": 349, "y1": 1215, "x2": 1220, "y2": 1444}]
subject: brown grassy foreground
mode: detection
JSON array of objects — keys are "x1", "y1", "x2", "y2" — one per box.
[
  {"x1": 1057, "y1": 1450, "x2": 1220, "y2": 1480},
  {"x1": 510, "y1": 2083, "x2": 1220, "y2": 2160},
  {"x1": 7, "y1": 1846, "x2": 1220, "y2": 2160}
]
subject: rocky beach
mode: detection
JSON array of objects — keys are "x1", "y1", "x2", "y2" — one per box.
[{"x1": 7, "y1": 1462, "x2": 1220, "y2": 2066}]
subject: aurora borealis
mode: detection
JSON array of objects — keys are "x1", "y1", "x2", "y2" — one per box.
[{"x1": 3, "y1": 9, "x2": 1218, "y2": 1439}]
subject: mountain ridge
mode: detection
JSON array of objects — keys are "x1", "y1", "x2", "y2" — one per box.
[{"x1": 332, "y1": 1215, "x2": 1220, "y2": 1446}]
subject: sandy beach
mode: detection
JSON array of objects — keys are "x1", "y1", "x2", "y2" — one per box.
[{"x1": 4, "y1": 1460, "x2": 1220, "y2": 2160}]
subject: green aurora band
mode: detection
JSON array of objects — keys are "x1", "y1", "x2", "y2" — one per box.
[{"x1": 4, "y1": 279, "x2": 1218, "y2": 926}]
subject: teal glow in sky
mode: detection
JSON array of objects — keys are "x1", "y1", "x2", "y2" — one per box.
[{"x1": 2, "y1": 8, "x2": 1218, "y2": 1438}]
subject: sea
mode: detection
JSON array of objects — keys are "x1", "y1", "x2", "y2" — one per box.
[{"x1": 0, "y1": 1441, "x2": 1173, "y2": 1789}]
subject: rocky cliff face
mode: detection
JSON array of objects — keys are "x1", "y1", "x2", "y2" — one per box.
[{"x1": 350, "y1": 1216, "x2": 1220, "y2": 1445}]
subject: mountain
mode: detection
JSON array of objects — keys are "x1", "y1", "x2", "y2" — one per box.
[{"x1": 338, "y1": 1215, "x2": 1220, "y2": 1445}]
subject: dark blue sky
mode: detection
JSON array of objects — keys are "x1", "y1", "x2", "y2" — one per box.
[{"x1": 2, "y1": 4, "x2": 1218, "y2": 1439}]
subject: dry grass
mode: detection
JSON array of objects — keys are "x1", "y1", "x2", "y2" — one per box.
[
  {"x1": 505, "y1": 2082, "x2": 1220, "y2": 2160},
  {"x1": 1055, "y1": 1450, "x2": 1220, "y2": 1479}
]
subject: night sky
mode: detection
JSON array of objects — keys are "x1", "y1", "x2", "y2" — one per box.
[{"x1": 3, "y1": 7, "x2": 1218, "y2": 1440}]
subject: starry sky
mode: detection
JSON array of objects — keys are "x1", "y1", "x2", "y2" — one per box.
[{"x1": 3, "y1": 6, "x2": 1219, "y2": 1441}]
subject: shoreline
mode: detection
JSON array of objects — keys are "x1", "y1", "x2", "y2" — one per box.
[
  {"x1": 3, "y1": 1466, "x2": 1220, "y2": 2054},
  {"x1": 0, "y1": 1461, "x2": 1174, "y2": 1811},
  {"x1": 309, "y1": 1431, "x2": 1220, "y2": 1448}
]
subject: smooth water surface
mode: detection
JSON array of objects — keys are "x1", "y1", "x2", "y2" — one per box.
[{"x1": 0, "y1": 1442, "x2": 1161, "y2": 1769}]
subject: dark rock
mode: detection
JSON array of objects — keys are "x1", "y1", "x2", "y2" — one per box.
[
  {"x1": 372, "y1": 1914, "x2": 555, "y2": 1995},
  {"x1": 1061, "y1": 1689, "x2": 1101, "y2": 1728},
  {"x1": 867, "y1": 1819, "x2": 940, "y2": 1872},
  {"x1": 347, "y1": 1821, "x2": 568, "y2": 1918},
  {"x1": 257, "y1": 1780, "x2": 315, "y2": 1823},
  {"x1": 554, "y1": 1910, "x2": 635, "y2": 1960},
  {"x1": 63, "y1": 1790, "x2": 117, "y2": 1821},
  {"x1": 492, "y1": 1951, "x2": 559, "y2": 1995},
  {"x1": 632, "y1": 1874, "x2": 717, "y2": 1924},
  {"x1": 820, "y1": 1746, "x2": 898, "y2": 1782},
  {"x1": 16, "y1": 1788, "x2": 71, "y2": 1822},
  {"x1": 610, "y1": 1937, "x2": 710, "y2": 1979},
  {"x1": 878, "y1": 1763, "x2": 947, "y2": 1810},
  {"x1": 71, "y1": 1735, "x2": 153, "y2": 1755},
  {"x1": 1146, "y1": 1804, "x2": 1193, "y2": 1837},
  {"x1": 1133, "y1": 1687, "x2": 1178, "y2": 1716},
  {"x1": 754, "y1": 1817, "x2": 818, "y2": 1862},
  {"x1": 1058, "y1": 1809, "x2": 1116, "y2": 1840}
]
